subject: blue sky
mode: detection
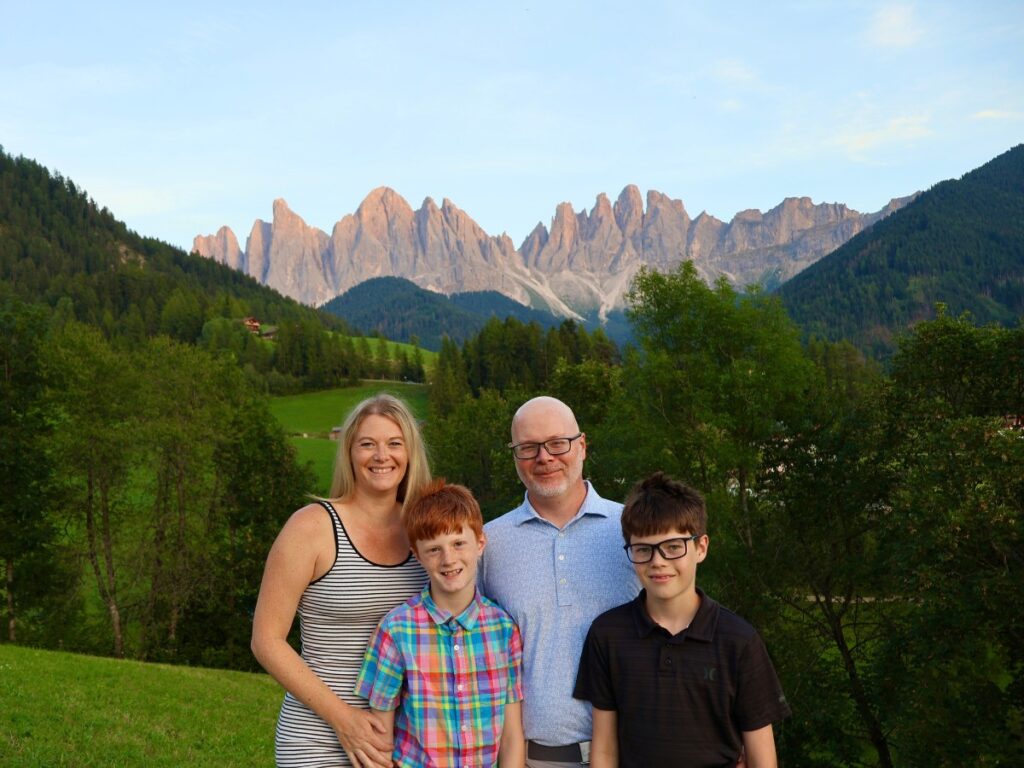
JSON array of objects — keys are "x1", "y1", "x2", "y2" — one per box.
[{"x1": 2, "y1": 1, "x2": 1021, "y2": 252}]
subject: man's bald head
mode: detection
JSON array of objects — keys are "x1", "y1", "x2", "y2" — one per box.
[
  {"x1": 511, "y1": 396, "x2": 580, "y2": 443},
  {"x1": 510, "y1": 396, "x2": 587, "y2": 507}
]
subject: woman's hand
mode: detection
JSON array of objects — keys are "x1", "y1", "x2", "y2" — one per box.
[{"x1": 333, "y1": 706, "x2": 393, "y2": 768}]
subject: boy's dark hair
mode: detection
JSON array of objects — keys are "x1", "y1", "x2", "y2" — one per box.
[
  {"x1": 403, "y1": 478, "x2": 484, "y2": 548},
  {"x1": 621, "y1": 471, "x2": 706, "y2": 543}
]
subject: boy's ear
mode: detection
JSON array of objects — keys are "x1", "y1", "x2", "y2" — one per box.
[
  {"x1": 478, "y1": 531, "x2": 487, "y2": 553},
  {"x1": 410, "y1": 544, "x2": 422, "y2": 564},
  {"x1": 695, "y1": 534, "x2": 709, "y2": 563}
]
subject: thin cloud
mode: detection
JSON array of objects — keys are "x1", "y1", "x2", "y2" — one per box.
[
  {"x1": 867, "y1": 4, "x2": 924, "y2": 48},
  {"x1": 972, "y1": 109, "x2": 1023, "y2": 121},
  {"x1": 830, "y1": 115, "x2": 932, "y2": 159},
  {"x1": 710, "y1": 58, "x2": 759, "y2": 87}
]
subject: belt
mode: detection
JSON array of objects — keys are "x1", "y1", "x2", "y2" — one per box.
[{"x1": 527, "y1": 740, "x2": 590, "y2": 762}]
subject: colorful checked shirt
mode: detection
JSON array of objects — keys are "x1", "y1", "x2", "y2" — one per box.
[{"x1": 355, "y1": 585, "x2": 524, "y2": 768}]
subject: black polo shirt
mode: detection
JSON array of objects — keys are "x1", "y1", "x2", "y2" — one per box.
[{"x1": 573, "y1": 588, "x2": 790, "y2": 768}]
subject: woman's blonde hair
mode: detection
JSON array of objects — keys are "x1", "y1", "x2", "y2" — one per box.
[{"x1": 327, "y1": 393, "x2": 431, "y2": 511}]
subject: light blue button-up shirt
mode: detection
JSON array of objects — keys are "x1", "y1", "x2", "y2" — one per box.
[{"x1": 479, "y1": 482, "x2": 640, "y2": 746}]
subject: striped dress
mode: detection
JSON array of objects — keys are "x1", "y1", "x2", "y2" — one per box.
[{"x1": 275, "y1": 500, "x2": 428, "y2": 767}]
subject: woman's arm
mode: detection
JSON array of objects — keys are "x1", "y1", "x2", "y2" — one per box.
[
  {"x1": 740, "y1": 724, "x2": 777, "y2": 768},
  {"x1": 498, "y1": 701, "x2": 525, "y2": 768},
  {"x1": 251, "y1": 504, "x2": 392, "y2": 768},
  {"x1": 590, "y1": 707, "x2": 619, "y2": 768}
]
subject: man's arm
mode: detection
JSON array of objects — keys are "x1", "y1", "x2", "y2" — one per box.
[
  {"x1": 740, "y1": 724, "x2": 777, "y2": 768},
  {"x1": 498, "y1": 700, "x2": 525, "y2": 768},
  {"x1": 590, "y1": 707, "x2": 618, "y2": 768}
]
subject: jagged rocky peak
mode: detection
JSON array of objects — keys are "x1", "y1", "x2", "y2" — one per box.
[
  {"x1": 591, "y1": 192, "x2": 614, "y2": 219},
  {"x1": 270, "y1": 198, "x2": 323, "y2": 236},
  {"x1": 614, "y1": 185, "x2": 645, "y2": 232},
  {"x1": 194, "y1": 184, "x2": 913, "y2": 316},
  {"x1": 519, "y1": 221, "x2": 549, "y2": 253},
  {"x1": 645, "y1": 189, "x2": 688, "y2": 218},
  {"x1": 192, "y1": 225, "x2": 242, "y2": 267},
  {"x1": 549, "y1": 201, "x2": 580, "y2": 248},
  {"x1": 358, "y1": 186, "x2": 414, "y2": 217}
]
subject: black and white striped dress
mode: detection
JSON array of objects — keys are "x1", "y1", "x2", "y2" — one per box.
[{"x1": 274, "y1": 500, "x2": 427, "y2": 767}]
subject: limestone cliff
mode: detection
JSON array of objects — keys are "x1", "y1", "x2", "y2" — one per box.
[{"x1": 193, "y1": 187, "x2": 912, "y2": 317}]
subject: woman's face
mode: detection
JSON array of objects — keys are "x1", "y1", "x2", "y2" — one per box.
[{"x1": 349, "y1": 414, "x2": 409, "y2": 497}]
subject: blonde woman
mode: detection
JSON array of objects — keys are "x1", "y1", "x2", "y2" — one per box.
[{"x1": 253, "y1": 394, "x2": 431, "y2": 768}]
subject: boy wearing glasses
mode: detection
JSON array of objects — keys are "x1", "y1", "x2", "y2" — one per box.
[
  {"x1": 573, "y1": 472, "x2": 790, "y2": 768},
  {"x1": 356, "y1": 479, "x2": 525, "y2": 768}
]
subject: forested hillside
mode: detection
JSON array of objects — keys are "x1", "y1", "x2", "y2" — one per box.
[
  {"x1": 0, "y1": 148, "x2": 345, "y2": 336},
  {"x1": 321, "y1": 276, "x2": 564, "y2": 349},
  {"x1": 778, "y1": 144, "x2": 1024, "y2": 356},
  {"x1": 0, "y1": 148, "x2": 429, "y2": 392}
]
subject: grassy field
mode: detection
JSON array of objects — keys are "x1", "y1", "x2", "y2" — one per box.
[
  {"x1": 269, "y1": 381, "x2": 429, "y2": 495},
  {"x1": 0, "y1": 644, "x2": 283, "y2": 767}
]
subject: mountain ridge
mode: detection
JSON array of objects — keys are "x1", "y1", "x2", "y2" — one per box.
[
  {"x1": 777, "y1": 144, "x2": 1024, "y2": 356},
  {"x1": 195, "y1": 187, "x2": 913, "y2": 315}
]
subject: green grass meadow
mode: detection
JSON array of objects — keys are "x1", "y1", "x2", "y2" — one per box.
[
  {"x1": 0, "y1": 644, "x2": 283, "y2": 767},
  {"x1": 269, "y1": 381, "x2": 429, "y2": 495}
]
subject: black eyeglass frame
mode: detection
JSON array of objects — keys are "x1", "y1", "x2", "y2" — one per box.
[
  {"x1": 623, "y1": 535, "x2": 704, "y2": 564},
  {"x1": 507, "y1": 432, "x2": 584, "y2": 460}
]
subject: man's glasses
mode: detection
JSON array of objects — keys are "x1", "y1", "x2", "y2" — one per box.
[
  {"x1": 508, "y1": 433, "x2": 583, "y2": 460},
  {"x1": 624, "y1": 535, "x2": 702, "y2": 564}
]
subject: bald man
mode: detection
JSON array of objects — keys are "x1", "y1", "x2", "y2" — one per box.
[{"x1": 479, "y1": 396, "x2": 639, "y2": 768}]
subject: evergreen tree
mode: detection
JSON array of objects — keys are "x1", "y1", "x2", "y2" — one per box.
[{"x1": 0, "y1": 293, "x2": 59, "y2": 642}]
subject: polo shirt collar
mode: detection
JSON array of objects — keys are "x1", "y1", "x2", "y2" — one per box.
[
  {"x1": 419, "y1": 584, "x2": 483, "y2": 630},
  {"x1": 631, "y1": 587, "x2": 719, "y2": 642},
  {"x1": 512, "y1": 480, "x2": 610, "y2": 527}
]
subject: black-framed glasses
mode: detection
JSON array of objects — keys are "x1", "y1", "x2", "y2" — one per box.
[
  {"x1": 623, "y1": 535, "x2": 702, "y2": 564},
  {"x1": 508, "y1": 433, "x2": 583, "y2": 460}
]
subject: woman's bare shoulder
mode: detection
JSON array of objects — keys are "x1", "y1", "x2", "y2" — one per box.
[{"x1": 275, "y1": 501, "x2": 334, "y2": 546}]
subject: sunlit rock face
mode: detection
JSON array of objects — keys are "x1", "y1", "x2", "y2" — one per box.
[{"x1": 194, "y1": 187, "x2": 912, "y2": 318}]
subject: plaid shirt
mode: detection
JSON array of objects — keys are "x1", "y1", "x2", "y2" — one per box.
[{"x1": 355, "y1": 586, "x2": 524, "y2": 768}]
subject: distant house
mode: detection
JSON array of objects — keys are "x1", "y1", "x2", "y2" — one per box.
[
  {"x1": 243, "y1": 317, "x2": 261, "y2": 334},
  {"x1": 329, "y1": 426, "x2": 343, "y2": 441}
]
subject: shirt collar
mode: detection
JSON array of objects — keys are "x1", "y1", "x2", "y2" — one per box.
[
  {"x1": 631, "y1": 587, "x2": 719, "y2": 642},
  {"x1": 418, "y1": 584, "x2": 483, "y2": 630},
  {"x1": 511, "y1": 480, "x2": 610, "y2": 527}
]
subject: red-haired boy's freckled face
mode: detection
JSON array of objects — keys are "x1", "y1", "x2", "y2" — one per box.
[{"x1": 413, "y1": 524, "x2": 486, "y2": 610}]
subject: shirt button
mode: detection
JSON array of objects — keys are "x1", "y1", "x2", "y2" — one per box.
[
  {"x1": 454, "y1": 644, "x2": 460, "y2": 651},
  {"x1": 559, "y1": 578, "x2": 567, "y2": 585},
  {"x1": 558, "y1": 554, "x2": 565, "y2": 561},
  {"x1": 457, "y1": 684, "x2": 463, "y2": 691}
]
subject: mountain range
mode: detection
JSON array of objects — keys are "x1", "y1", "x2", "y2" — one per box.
[
  {"x1": 778, "y1": 143, "x2": 1024, "y2": 356},
  {"x1": 194, "y1": 187, "x2": 913, "y2": 317}
]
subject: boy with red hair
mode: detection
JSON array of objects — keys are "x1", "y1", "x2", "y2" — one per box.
[{"x1": 356, "y1": 479, "x2": 525, "y2": 768}]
